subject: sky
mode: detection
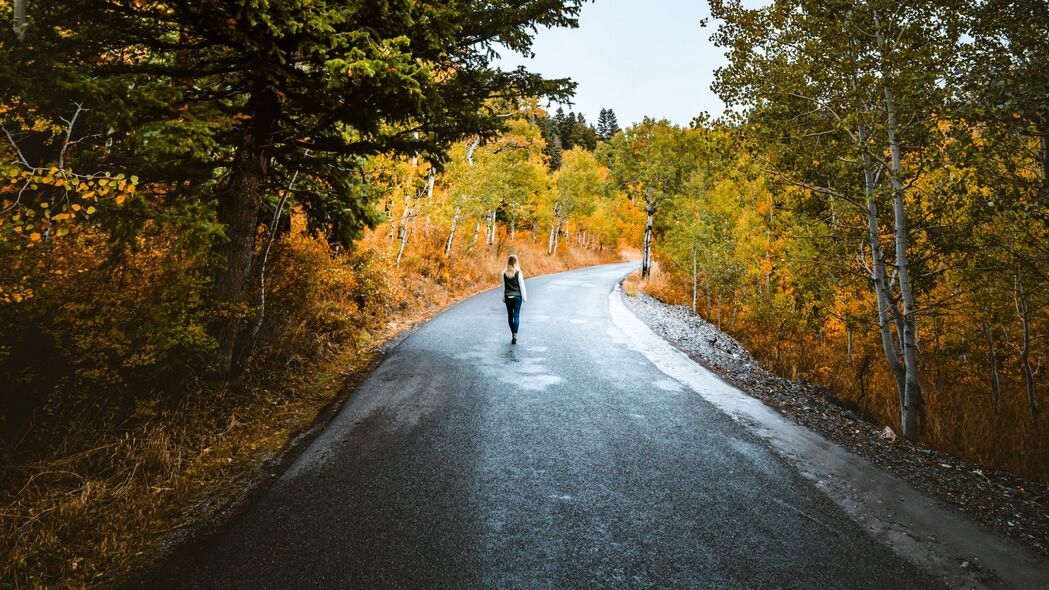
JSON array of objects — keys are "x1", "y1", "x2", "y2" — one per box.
[{"x1": 496, "y1": 0, "x2": 729, "y2": 128}]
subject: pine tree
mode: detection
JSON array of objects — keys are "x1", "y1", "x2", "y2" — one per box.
[
  {"x1": 597, "y1": 108, "x2": 621, "y2": 140},
  {"x1": 569, "y1": 113, "x2": 599, "y2": 151}
]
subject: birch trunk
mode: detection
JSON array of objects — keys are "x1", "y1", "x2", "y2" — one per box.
[
  {"x1": 395, "y1": 211, "x2": 411, "y2": 268},
  {"x1": 876, "y1": 12, "x2": 923, "y2": 441},
  {"x1": 13, "y1": 0, "x2": 26, "y2": 38},
  {"x1": 547, "y1": 205, "x2": 560, "y2": 255},
  {"x1": 860, "y1": 123, "x2": 907, "y2": 403},
  {"x1": 445, "y1": 205, "x2": 461, "y2": 256},
  {"x1": 238, "y1": 151, "x2": 307, "y2": 369},
  {"x1": 885, "y1": 85, "x2": 923, "y2": 441},
  {"x1": 485, "y1": 210, "x2": 496, "y2": 246},
  {"x1": 641, "y1": 190, "x2": 655, "y2": 278}
]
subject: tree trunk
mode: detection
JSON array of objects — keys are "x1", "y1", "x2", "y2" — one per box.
[
  {"x1": 13, "y1": 0, "x2": 26, "y2": 39},
  {"x1": 860, "y1": 123, "x2": 907, "y2": 406},
  {"x1": 876, "y1": 13, "x2": 923, "y2": 441},
  {"x1": 641, "y1": 192, "x2": 655, "y2": 278},
  {"x1": 395, "y1": 184, "x2": 415, "y2": 267},
  {"x1": 547, "y1": 204, "x2": 560, "y2": 255},
  {"x1": 396, "y1": 211, "x2": 411, "y2": 268},
  {"x1": 885, "y1": 86, "x2": 923, "y2": 442},
  {"x1": 445, "y1": 205, "x2": 461, "y2": 256},
  {"x1": 510, "y1": 216, "x2": 516, "y2": 241},
  {"x1": 237, "y1": 150, "x2": 308, "y2": 370},
  {"x1": 485, "y1": 210, "x2": 496, "y2": 245},
  {"x1": 1016, "y1": 273, "x2": 1037, "y2": 418},
  {"x1": 209, "y1": 90, "x2": 278, "y2": 377}
]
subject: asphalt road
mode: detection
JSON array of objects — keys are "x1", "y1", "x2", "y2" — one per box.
[{"x1": 165, "y1": 262, "x2": 938, "y2": 589}]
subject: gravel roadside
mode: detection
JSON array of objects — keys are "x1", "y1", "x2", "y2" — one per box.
[{"x1": 623, "y1": 291, "x2": 1049, "y2": 559}]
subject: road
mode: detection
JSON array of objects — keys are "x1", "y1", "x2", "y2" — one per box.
[{"x1": 164, "y1": 262, "x2": 938, "y2": 589}]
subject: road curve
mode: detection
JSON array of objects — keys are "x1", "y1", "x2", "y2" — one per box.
[{"x1": 163, "y1": 262, "x2": 938, "y2": 589}]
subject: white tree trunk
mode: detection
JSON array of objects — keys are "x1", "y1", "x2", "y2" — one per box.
[
  {"x1": 445, "y1": 205, "x2": 461, "y2": 256},
  {"x1": 860, "y1": 123, "x2": 907, "y2": 404},
  {"x1": 547, "y1": 203, "x2": 561, "y2": 255},
  {"x1": 885, "y1": 88, "x2": 923, "y2": 442},
  {"x1": 14, "y1": 0, "x2": 26, "y2": 38},
  {"x1": 641, "y1": 209, "x2": 654, "y2": 278},
  {"x1": 876, "y1": 13, "x2": 923, "y2": 442},
  {"x1": 396, "y1": 216, "x2": 411, "y2": 267}
]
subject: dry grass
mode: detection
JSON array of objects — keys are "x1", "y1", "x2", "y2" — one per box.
[{"x1": 0, "y1": 226, "x2": 619, "y2": 590}]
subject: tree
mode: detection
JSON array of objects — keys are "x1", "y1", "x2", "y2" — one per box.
[
  {"x1": 1, "y1": 0, "x2": 586, "y2": 375},
  {"x1": 709, "y1": 0, "x2": 965, "y2": 441},
  {"x1": 606, "y1": 118, "x2": 694, "y2": 278},
  {"x1": 959, "y1": 0, "x2": 1049, "y2": 202},
  {"x1": 597, "y1": 108, "x2": 620, "y2": 141},
  {"x1": 548, "y1": 147, "x2": 603, "y2": 254}
]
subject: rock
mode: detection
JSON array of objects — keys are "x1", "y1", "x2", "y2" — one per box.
[
  {"x1": 843, "y1": 410, "x2": 858, "y2": 421},
  {"x1": 880, "y1": 426, "x2": 897, "y2": 443}
]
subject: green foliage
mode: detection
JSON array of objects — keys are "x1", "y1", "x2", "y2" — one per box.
[
  {"x1": 552, "y1": 107, "x2": 599, "y2": 153},
  {"x1": 596, "y1": 108, "x2": 620, "y2": 141}
]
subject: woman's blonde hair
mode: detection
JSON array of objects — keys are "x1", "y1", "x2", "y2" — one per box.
[{"x1": 504, "y1": 254, "x2": 521, "y2": 277}]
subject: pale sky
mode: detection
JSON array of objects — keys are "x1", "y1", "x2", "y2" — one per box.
[{"x1": 496, "y1": 0, "x2": 729, "y2": 127}]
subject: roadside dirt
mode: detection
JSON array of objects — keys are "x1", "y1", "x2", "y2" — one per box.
[{"x1": 623, "y1": 291, "x2": 1049, "y2": 559}]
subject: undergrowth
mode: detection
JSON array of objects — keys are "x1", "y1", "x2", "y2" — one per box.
[{"x1": 634, "y1": 265, "x2": 1049, "y2": 487}]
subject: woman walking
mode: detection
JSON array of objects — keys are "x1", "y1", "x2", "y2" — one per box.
[{"x1": 502, "y1": 254, "x2": 528, "y2": 344}]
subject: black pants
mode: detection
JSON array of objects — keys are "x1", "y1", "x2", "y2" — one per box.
[{"x1": 504, "y1": 296, "x2": 523, "y2": 334}]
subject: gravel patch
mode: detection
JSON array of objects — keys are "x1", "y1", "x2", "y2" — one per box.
[{"x1": 624, "y1": 291, "x2": 1049, "y2": 558}]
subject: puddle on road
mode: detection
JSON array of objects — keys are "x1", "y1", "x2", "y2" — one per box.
[{"x1": 454, "y1": 343, "x2": 564, "y2": 392}]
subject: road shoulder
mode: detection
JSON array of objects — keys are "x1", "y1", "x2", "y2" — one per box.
[{"x1": 611, "y1": 284, "x2": 1049, "y2": 589}]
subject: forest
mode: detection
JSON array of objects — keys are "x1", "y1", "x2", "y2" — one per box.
[{"x1": 1, "y1": 0, "x2": 1047, "y2": 587}]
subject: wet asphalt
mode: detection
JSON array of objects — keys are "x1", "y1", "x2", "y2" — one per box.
[{"x1": 163, "y1": 262, "x2": 939, "y2": 589}]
